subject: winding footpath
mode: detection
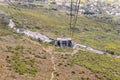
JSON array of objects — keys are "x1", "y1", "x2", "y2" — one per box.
[
  {"x1": 45, "y1": 47, "x2": 56, "y2": 80},
  {"x1": 50, "y1": 56, "x2": 56, "y2": 80}
]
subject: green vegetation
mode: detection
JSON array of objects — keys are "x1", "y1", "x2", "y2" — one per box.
[
  {"x1": 0, "y1": 26, "x2": 13, "y2": 36},
  {"x1": 55, "y1": 46, "x2": 73, "y2": 52},
  {"x1": 1, "y1": 15, "x2": 10, "y2": 26},
  {"x1": 0, "y1": 4, "x2": 120, "y2": 79},
  {"x1": 0, "y1": 5, "x2": 119, "y2": 55},
  {"x1": 0, "y1": 15, "x2": 13, "y2": 36},
  {"x1": 6, "y1": 45, "x2": 37, "y2": 76},
  {"x1": 69, "y1": 50, "x2": 120, "y2": 80}
]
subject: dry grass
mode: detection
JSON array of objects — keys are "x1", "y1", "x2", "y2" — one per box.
[
  {"x1": 0, "y1": 35, "x2": 52, "y2": 80},
  {"x1": 53, "y1": 53, "x2": 99, "y2": 80}
]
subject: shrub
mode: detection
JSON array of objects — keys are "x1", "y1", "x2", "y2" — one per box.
[
  {"x1": 1, "y1": 16, "x2": 10, "y2": 26},
  {"x1": 6, "y1": 45, "x2": 37, "y2": 76},
  {"x1": 69, "y1": 51, "x2": 120, "y2": 79},
  {"x1": 54, "y1": 72, "x2": 59, "y2": 77},
  {"x1": 71, "y1": 71, "x2": 76, "y2": 75},
  {"x1": 7, "y1": 46, "x2": 14, "y2": 53},
  {"x1": 15, "y1": 45, "x2": 24, "y2": 50},
  {"x1": 15, "y1": 61, "x2": 27, "y2": 75},
  {"x1": 40, "y1": 54, "x2": 47, "y2": 59},
  {"x1": 58, "y1": 63, "x2": 62, "y2": 66}
]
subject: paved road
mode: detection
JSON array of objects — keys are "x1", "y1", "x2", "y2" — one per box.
[
  {"x1": 73, "y1": 44, "x2": 120, "y2": 58},
  {"x1": 73, "y1": 44, "x2": 104, "y2": 54}
]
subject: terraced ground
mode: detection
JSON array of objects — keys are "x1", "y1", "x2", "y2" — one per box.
[{"x1": 0, "y1": 4, "x2": 120, "y2": 80}]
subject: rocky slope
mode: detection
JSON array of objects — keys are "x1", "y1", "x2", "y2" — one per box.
[{"x1": 4, "y1": 0, "x2": 119, "y2": 16}]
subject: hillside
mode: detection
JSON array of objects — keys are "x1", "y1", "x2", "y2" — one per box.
[
  {"x1": 0, "y1": 13, "x2": 99, "y2": 80},
  {"x1": 1, "y1": 5, "x2": 120, "y2": 55},
  {"x1": 0, "y1": 19, "x2": 120, "y2": 80},
  {"x1": 0, "y1": 2, "x2": 120, "y2": 80}
]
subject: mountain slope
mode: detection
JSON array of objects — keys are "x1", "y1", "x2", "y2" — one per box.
[
  {"x1": 1, "y1": 5, "x2": 120, "y2": 55},
  {"x1": 0, "y1": 3, "x2": 120, "y2": 80}
]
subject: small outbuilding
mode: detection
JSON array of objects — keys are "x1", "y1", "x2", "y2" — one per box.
[{"x1": 55, "y1": 38, "x2": 73, "y2": 47}]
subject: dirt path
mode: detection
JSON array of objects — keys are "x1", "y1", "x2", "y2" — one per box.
[
  {"x1": 49, "y1": 48, "x2": 82, "y2": 80},
  {"x1": 23, "y1": 37, "x2": 56, "y2": 80},
  {"x1": 50, "y1": 56, "x2": 56, "y2": 80},
  {"x1": 45, "y1": 47, "x2": 56, "y2": 80}
]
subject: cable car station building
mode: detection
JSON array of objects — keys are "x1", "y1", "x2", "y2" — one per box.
[{"x1": 55, "y1": 38, "x2": 73, "y2": 47}]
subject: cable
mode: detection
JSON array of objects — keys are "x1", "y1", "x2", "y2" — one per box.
[
  {"x1": 73, "y1": 0, "x2": 81, "y2": 32},
  {"x1": 71, "y1": 0, "x2": 79, "y2": 37},
  {"x1": 70, "y1": 0, "x2": 81, "y2": 37},
  {"x1": 69, "y1": 0, "x2": 73, "y2": 37},
  {"x1": 7, "y1": 0, "x2": 81, "y2": 38},
  {"x1": 6, "y1": 0, "x2": 28, "y2": 29}
]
